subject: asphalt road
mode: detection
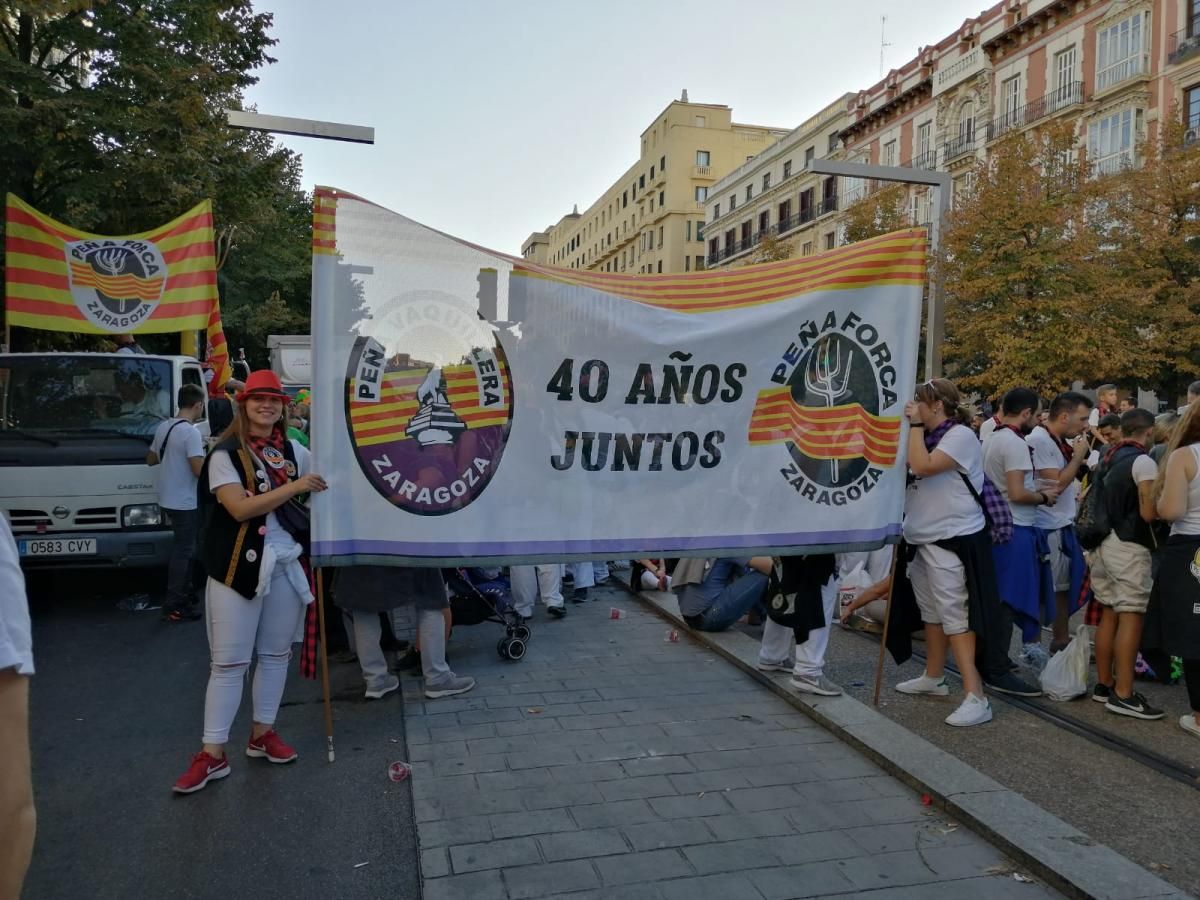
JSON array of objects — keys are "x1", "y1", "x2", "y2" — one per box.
[{"x1": 20, "y1": 569, "x2": 421, "y2": 900}]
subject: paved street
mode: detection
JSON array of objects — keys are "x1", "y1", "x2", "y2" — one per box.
[
  {"x1": 405, "y1": 582, "x2": 1060, "y2": 900},
  {"x1": 22, "y1": 570, "x2": 420, "y2": 900}
]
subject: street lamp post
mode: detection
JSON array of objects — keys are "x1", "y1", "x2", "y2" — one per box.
[{"x1": 807, "y1": 160, "x2": 951, "y2": 380}]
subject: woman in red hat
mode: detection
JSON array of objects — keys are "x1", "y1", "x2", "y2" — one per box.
[{"x1": 173, "y1": 371, "x2": 327, "y2": 794}]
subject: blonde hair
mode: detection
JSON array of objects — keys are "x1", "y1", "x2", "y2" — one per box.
[
  {"x1": 220, "y1": 396, "x2": 286, "y2": 464},
  {"x1": 1152, "y1": 402, "x2": 1200, "y2": 502}
]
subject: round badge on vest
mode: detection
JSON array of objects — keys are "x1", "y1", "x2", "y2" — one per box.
[
  {"x1": 262, "y1": 446, "x2": 286, "y2": 469},
  {"x1": 246, "y1": 549, "x2": 258, "y2": 563}
]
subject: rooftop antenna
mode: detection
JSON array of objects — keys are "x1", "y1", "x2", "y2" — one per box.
[{"x1": 879, "y1": 15, "x2": 892, "y2": 78}]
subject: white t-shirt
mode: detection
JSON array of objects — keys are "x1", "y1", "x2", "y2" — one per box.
[
  {"x1": 150, "y1": 418, "x2": 205, "y2": 511},
  {"x1": 1131, "y1": 454, "x2": 1157, "y2": 485},
  {"x1": 208, "y1": 441, "x2": 310, "y2": 551},
  {"x1": 0, "y1": 517, "x2": 33, "y2": 675},
  {"x1": 1088, "y1": 407, "x2": 1100, "y2": 428},
  {"x1": 983, "y1": 426, "x2": 1036, "y2": 527},
  {"x1": 837, "y1": 546, "x2": 894, "y2": 584},
  {"x1": 1027, "y1": 426, "x2": 1077, "y2": 529},
  {"x1": 979, "y1": 417, "x2": 998, "y2": 443},
  {"x1": 904, "y1": 424, "x2": 987, "y2": 544}
]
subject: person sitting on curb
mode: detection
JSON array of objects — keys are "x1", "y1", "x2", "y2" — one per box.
[{"x1": 672, "y1": 557, "x2": 772, "y2": 632}]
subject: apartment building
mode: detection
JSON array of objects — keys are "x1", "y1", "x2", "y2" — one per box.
[
  {"x1": 705, "y1": 0, "x2": 1198, "y2": 268},
  {"x1": 702, "y1": 96, "x2": 853, "y2": 268},
  {"x1": 520, "y1": 94, "x2": 789, "y2": 274}
]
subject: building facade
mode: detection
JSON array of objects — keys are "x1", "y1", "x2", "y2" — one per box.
[
  {"x1": 704, "y1": 0, "x2": 1199, "y2": 269},
  {"x1": 520, "y1": 95, "x2": 788, "y2": 274}
]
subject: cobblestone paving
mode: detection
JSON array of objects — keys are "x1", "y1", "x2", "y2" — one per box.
[{"x1": 402, "y1": 584, "x2": 1061, "y2": 900}]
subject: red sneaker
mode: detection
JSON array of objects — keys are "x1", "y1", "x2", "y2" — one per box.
[
  {"x1": 172, "y1": 751, "x2": 230, "y2": 794},
  {"x1": 246, "y1": 729, "x2": 298, "y2": 764}
]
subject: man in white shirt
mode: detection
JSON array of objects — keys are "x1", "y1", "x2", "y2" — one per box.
[
  {"x1": 0, "y1": 516, "x2": 34, "y2": 899},
  {"x1": 147, "y1": 384, "x2": 207, "y2": 622},
  {"x1": 983, "y1": 387, "x2": 1060, "y2": 665},
  {"x1": 1027, "y1": 391, "x2": 1093, "y2": 650}
]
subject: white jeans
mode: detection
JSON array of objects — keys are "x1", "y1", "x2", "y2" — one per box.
[
  {"x1": 202, "y1": 569, "x2": 306, "y2": 744},
  {"x1": 350, "y1": 611, "x2": 391, "y2": 690},
  {"x1": 510, "y1": 565, "x2": 564, "y2": 614},
  {"x1": 759, "y1": 575, "x2": 838, "y2": 678},
  {"x1": 567, "y1": 562, "x2": 595, "y2": 590}
]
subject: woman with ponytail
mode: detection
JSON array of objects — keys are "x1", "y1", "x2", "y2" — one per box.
[
  {"x1": 1147, "y1": 401, "x2": 1200, "y2": 740},
  {"x1": 173, "y1": 371, "x2": 327, "y2": 794}
]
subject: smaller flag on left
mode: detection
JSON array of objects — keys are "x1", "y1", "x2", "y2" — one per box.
[
  {"x1": 205, "y1": 298, "x2": 231, "y2": 392},
  {"x1": 4, "y1": 194, "x2": 216, "y2": 334}
]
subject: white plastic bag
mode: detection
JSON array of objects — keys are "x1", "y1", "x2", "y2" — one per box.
[
  {"x1": 1039, "y1": 627, "x2": 1090, "y2": 701},
  {"x1": 836, "y1": 562, "x2": 872, "y2": 626}
]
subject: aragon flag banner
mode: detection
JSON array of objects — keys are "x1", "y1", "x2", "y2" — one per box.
[
  {"x1": 4, "y1": 194, "x2": 216, "y2": 334},
  {"x1": 309, "y1": 187, "x2": 925, "y2": 566}
]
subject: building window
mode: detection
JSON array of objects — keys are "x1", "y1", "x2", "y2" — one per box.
[
  {"x1": 1186, "y1": 84, "x2": 1200, "y2": 129},
  {"x1": 648, "y1": 230, "x2": 654, "y2": 250},
  {"x1": 1096, "y1": 14, "x2": 1146, "y2": 91},
  {"x1": 709, "y1": 237, "x2": 719, "y2": 258},
  {"x1": 695, "y1": 256, "x2": 705, "y2": 271},
  {"x1": 661, "y1": 155, "x2": 666, "y2": 171},
  {"x1": 883, "y1": 140, "x2": 897, "y2": 167},
  {"x1": 639, "y1": 174, "x2": 645, "y2": 189},
  {"x1": 745, "y1": 185, "x2": 753, "y2": 201},
  {"x1": 740, "y1": 221, "x2": 752, "y2": 244},
  {"x1": 623, "y1": 191, "x2": 628, "y2": 208},
  {"x1": 758, "y1": 210, "x2": 769, "y2": 234},
  {"x1": 696, "y1": 150, "x2": 710, "y2": 166},
  {"x1": 695, "y1": 116, "x2": 706, "y2": 128},
  {"x1": 762, "y1": 172, "x2": 771, "y2": 190},
  {"x1": 828, "y1": 131, "x2": 839, "y2": 153},
  {"x1": 650, "y1": 165, "x2": 655, "y2": 180},
  {"x1": 724, "y1": 228, "x2": 735, "y2": 251},
  {"x1": 650, "y1": 199, "x2": 654, "y2": 213},
  {"x1": 696, "y1": 186, "x2": 708, "y2": 201},
  {"x1": 959, "y1": 101, "x2": 975, "y2": 143},
  {"x1": 685, "y1": 255, "x2": 690, "y2": 271},
  {"x1": 778, "y1": 200, "x2": 791, "y2": 225},
  {"x1": 783, "y1": 161, "x2": 792, "y2": 178},
  {"x1": 658, "y1": 226, "x2": 663, "y2": 246},
  {"x1": 916, "y1": 122, "x2": 931, "y2": 164},
  {"x1": 686, "y1": 221, "x2": 692, "y2": 241},
  {"x1": 803, "y1": 241, "x2": 813, "y2": 256},
  {"x1": 713, "y1": 202, "x2": 720, "y2": 218},
  {"x1": 1002, "y1": 74, "x2": 1022, "y2": 127},
  {"x1": 1089, "y1": 108, "x2": 1137, "y2": 175},
  {"x1": 729, "y1": 194, "x2": 737, "y2": 211},
  {"x1": 800, "y1": 188, "x2": 814, "y2": 220},
  {"x1": 657, "y1": 261, "x2": 663, "y2": 273},
  {"x1": 805, "y1": 147, "x2": 815, "y2": 167},
  {"x1": 1055, "y1": 45, "x2": 1077, "y2": 103},
  {"x1": 659, "y1": 190, "x2": 664, "y2": 207},
  {"x1": 824, "y1": 232, "x2": 836, "y2": 250},
  {"x1": 696, "y1": 221, "x2": 704, "y2": 240}
]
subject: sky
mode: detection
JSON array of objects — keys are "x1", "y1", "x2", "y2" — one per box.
[{"x1": 246, "y1": 0, "x2": 988, "y2": 255}]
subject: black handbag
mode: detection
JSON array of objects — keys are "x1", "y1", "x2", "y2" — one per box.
[{"x1": 274, "y1": 495, "x2": 310, "y2": 554}]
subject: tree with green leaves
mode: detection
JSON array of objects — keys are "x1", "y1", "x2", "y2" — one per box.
[{"x1": 1, "y1": 0, "x2": 312, "y2": 356}]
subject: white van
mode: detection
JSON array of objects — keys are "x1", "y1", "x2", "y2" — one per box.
[{"x1": 0, "y1": 352, "x2": 210, "y2": 570}]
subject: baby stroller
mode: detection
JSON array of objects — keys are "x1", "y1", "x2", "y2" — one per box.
[{"x1": 443, "y1": 567, "x2": 531, "y2": 661}]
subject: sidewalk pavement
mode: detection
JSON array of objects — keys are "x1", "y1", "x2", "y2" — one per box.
[{"x1": 401, "y1": 583, "x2": 1060, "y2": 900}]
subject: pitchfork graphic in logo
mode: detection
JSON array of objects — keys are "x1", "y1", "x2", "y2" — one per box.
[{"x1": 804, "y1": 335, "x2": 854, "y2": 485}]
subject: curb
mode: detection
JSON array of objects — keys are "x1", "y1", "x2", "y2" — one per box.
[{"x1": 626, "y1": 585, "x2": 1186, "y2": 900}]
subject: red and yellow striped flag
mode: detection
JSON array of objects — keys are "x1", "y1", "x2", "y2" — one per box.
[
  {"x1": 4, "y1": 194, "x2": 217, "y2": 334},
  {"x1": 205, "y1": 298, "x2": 231, "y2": 391},
  {"x1": 747, "y1": 387, "x2": 902, "y2": 466}
]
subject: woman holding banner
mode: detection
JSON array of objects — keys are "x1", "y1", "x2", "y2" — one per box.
[{"x1": 173, "y1": 371, "x2": 327, "y2": 794}]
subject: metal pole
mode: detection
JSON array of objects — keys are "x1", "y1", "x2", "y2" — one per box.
[
  {"x1": 225, "y1": 110, "x2": 375, "y2": 145},
  {"x1": 807, "y1": 160, "x2": 951, "y2": 379}
]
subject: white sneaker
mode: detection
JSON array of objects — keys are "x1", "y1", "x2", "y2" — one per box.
[
  {"x1": 1180, "y1": 715, "x2": 1200, "y2": 739},
  {"x1": 757, "y1": 658, "x2": 792, "y2": 673},
  {"x1": 895, "y1": 671, "x2": 949, "y2": 696},
  {"x1": 790, "y1": 674, "x2": 842, "y2": 696},
  {"x1": 945, "y1": 693, "x2": 992, "y2": 727},
  {"x1": 425, "y1": 675, "x2": 476, "y2": 700}
]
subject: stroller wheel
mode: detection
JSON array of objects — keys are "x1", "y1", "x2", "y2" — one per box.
[
  {"x1": 497, "y1": 637, "x2": 511, "y2": 659},
  {"x1": 513, "y1": 624, "x2": 531, "y2": 642},
  {"x1": 506, "y1": 638, "x2": 527, "y2": 661}
]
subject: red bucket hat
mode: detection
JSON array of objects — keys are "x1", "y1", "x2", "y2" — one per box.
[{"x1": 236, "y1": 370, "x2": 288, "y2": 403}]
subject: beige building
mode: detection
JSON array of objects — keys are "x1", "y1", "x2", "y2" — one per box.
[
  {"x1": 703, "y1": 96, "x2": 853, "y2": 267},
  {"x1": 520, "y1": 94, "x2": 789, "y2": 274}
]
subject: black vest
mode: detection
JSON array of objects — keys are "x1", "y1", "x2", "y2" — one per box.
[
  {"x1": 1103, "y1": 445, "x2": 1155, "y2": 549},
  {"x1": 198, "y1": 436, "x2": 302, "y2": 599}
]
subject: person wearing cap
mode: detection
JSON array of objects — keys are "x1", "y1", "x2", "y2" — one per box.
[{"x1": 172, "y1": 371, "x2": 328, "y2": 794}]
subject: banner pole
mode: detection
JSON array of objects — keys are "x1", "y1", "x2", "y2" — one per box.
[
  {"x1": 872, "y1": 545, "x2": 901, "y2": 707},
  {"x1": 316, "y1": 568, "x2": 336, "y2": 763}
]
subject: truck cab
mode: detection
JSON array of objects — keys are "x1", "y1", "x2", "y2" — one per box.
[{"x1": 0, "y1": 352, "x2": 209, "y2": 570}]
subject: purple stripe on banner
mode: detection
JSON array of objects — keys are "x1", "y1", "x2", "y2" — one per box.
[{"x1": 313, "y1": 524, "x2": 901, "y2": 560}]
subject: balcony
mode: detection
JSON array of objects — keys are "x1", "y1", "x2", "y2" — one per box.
[
  {"x1": 817, "y1": 196, "x2": 838, "y2": 216},
  {"x1": 1168, "y1": 25, "x2": 1200, "y2": 65},
  {"x1": 693, "y1": 165, "x2": 714, "y2": 180},
  {"x1": 1096, "y1": 52, "x2": 1150, "y2": 93},
  {"x1": 907, "y1": 150, "x2": 939, "y2": 171},
  {"x1": 942, "y1": 132, "x2": 977, "y2": 162},
  {"x1": 1091, "y1": 148, "x2": 1134, "y2": 177},
  {"x1": 934, "y1": 47, "x2": 987, "y2": 96},
  {"x1": 985, "y1": 81, "x2": 1083, "y2": 142}
]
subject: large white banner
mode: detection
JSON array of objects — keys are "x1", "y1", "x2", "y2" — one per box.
[{"x1": 310, "y1": 188, "x2": 925, "y2": 566}]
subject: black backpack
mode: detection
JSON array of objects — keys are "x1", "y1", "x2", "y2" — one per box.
[{"x1": 1075, "y1": 460, "x2": 1112, "y2": 550}]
